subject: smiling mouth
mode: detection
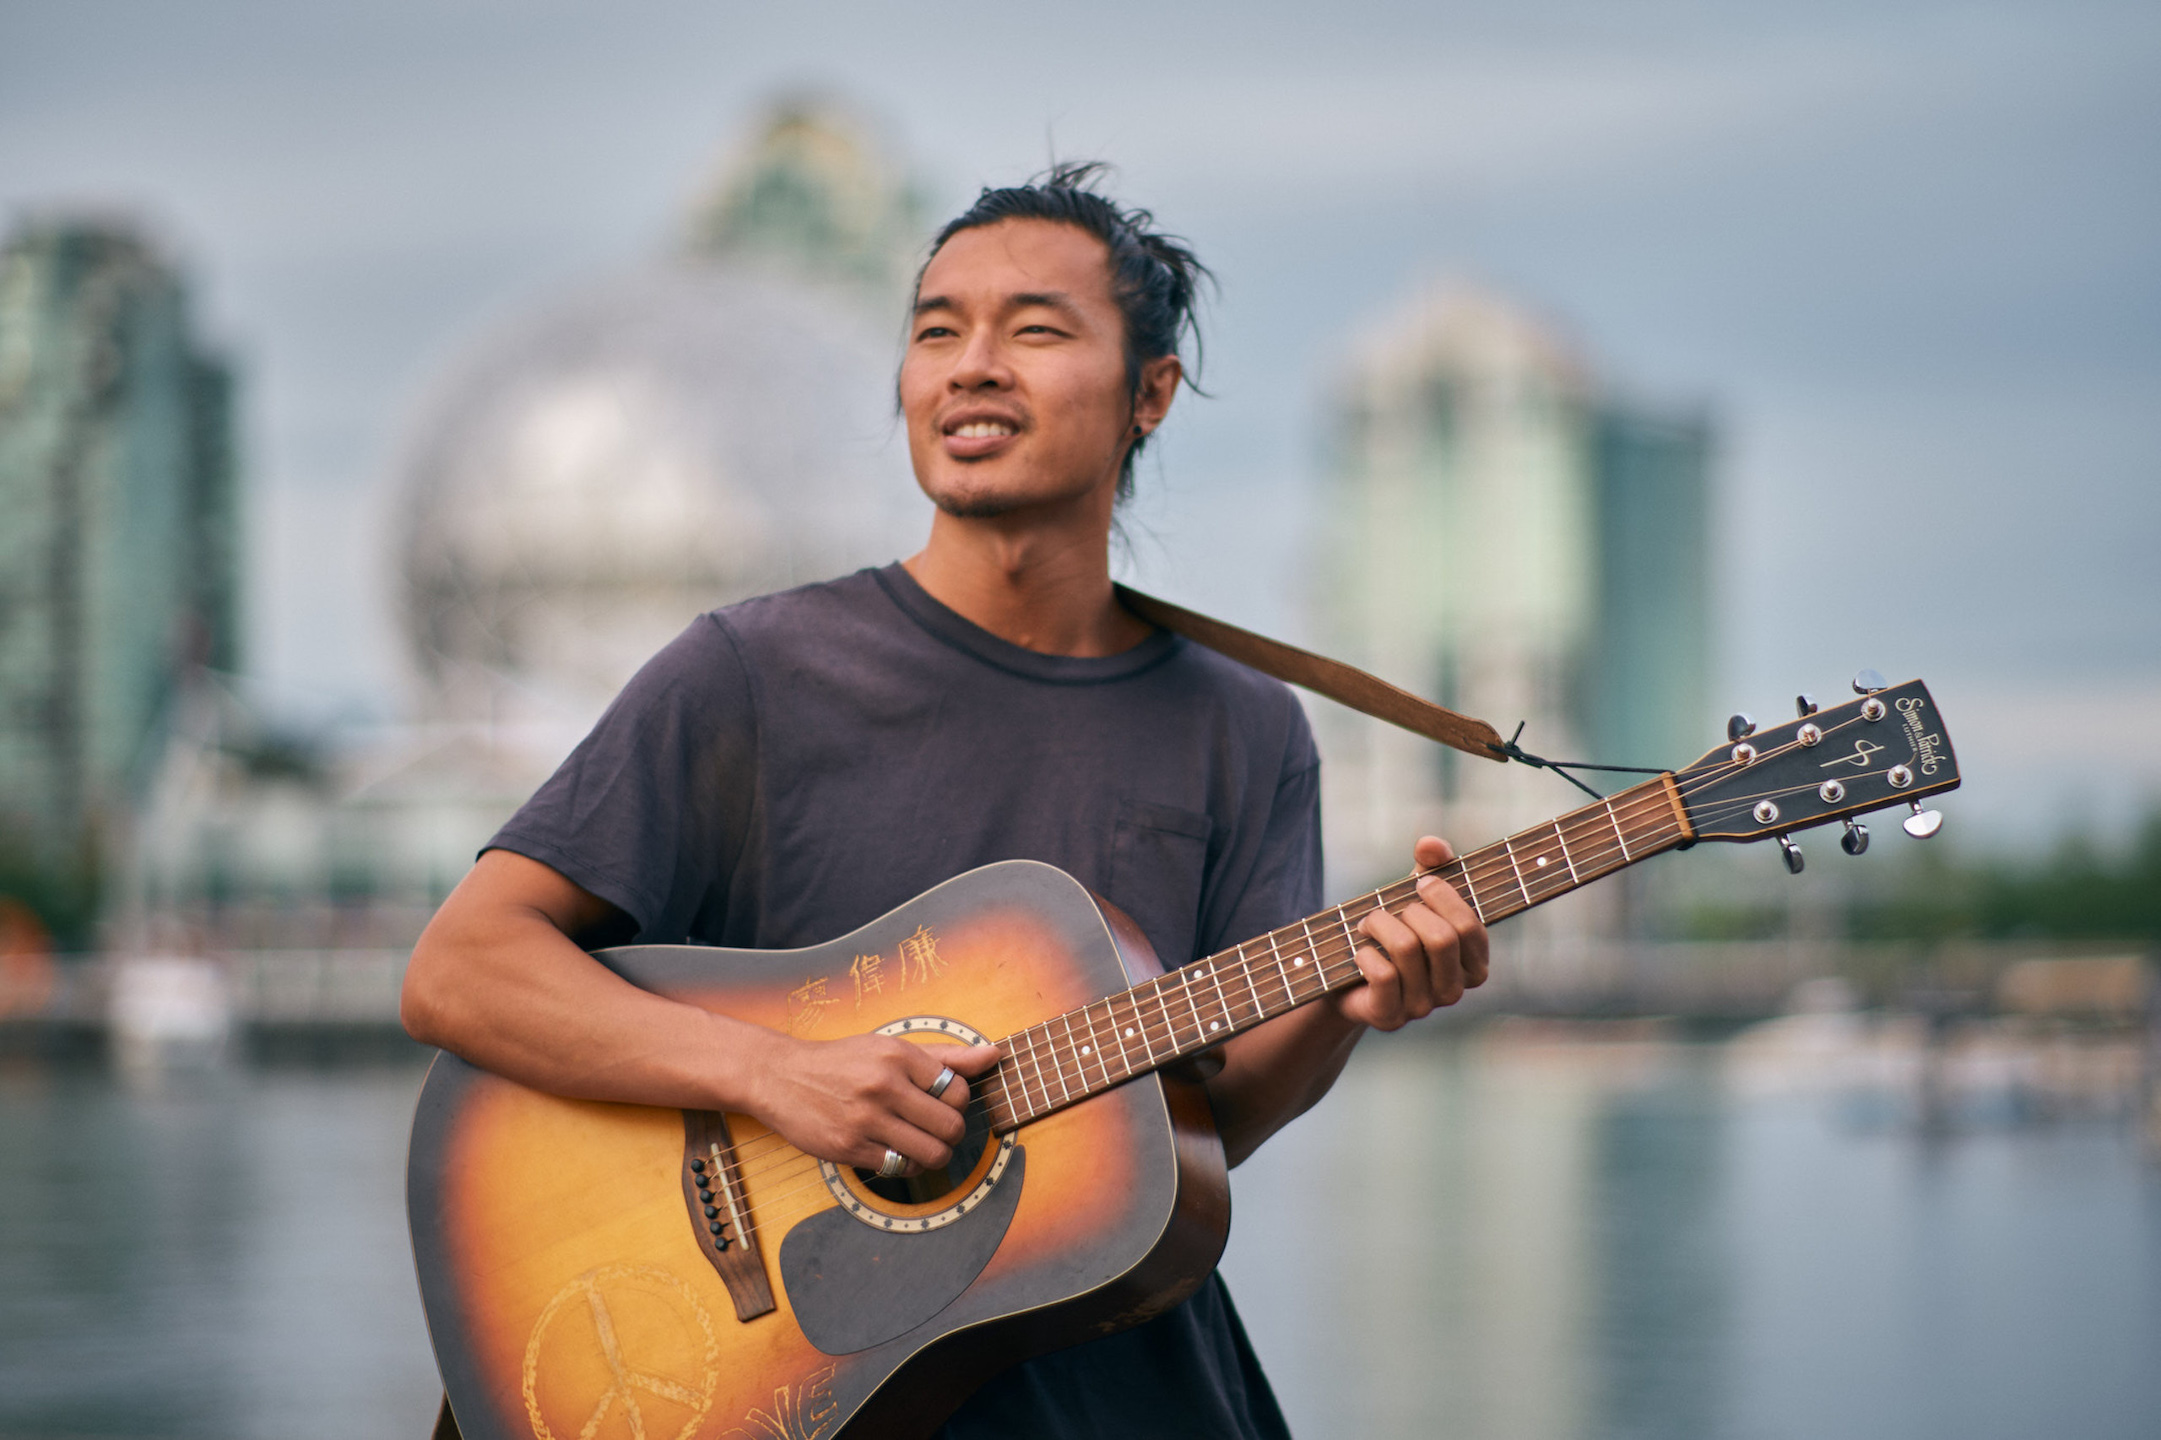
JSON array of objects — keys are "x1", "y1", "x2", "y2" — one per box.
[{"x1": 947, "y1": 420, "x2": 1018, "y2": 438}]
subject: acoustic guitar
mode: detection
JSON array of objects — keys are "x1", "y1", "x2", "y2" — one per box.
[{"x1": 409, "y1": 679, "x2": 1960, "y2": 1440}]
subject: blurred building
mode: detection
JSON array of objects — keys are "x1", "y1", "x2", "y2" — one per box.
[
  {"x1": 0, "y1": 220, "x2": 238, "y2": 940},
  {"x1": 124, "y1": 99, "x2": 929, "y2": 964},
  {"x1": 400, "y1": 98, "x2": 927, "y2": 735},
  {"x1": 1317, "y1": 284, "x2": 1710, "y2": 936}
]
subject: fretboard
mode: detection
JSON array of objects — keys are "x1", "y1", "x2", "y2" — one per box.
[{"x1": 980, "y1": 775, "x2": 1693, "y2": 1132}]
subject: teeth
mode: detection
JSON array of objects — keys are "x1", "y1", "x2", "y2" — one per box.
[{"x1": 952, "y1": 422, "x2": 1016, "y2": 438}]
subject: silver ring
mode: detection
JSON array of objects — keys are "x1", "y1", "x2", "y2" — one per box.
[
  {"x1": 926, "y1": 1065, "x2": 957, "y2": 1100},
  {"x1": 877, "y1": 1148, "x2": 908, "y2": 1179}
]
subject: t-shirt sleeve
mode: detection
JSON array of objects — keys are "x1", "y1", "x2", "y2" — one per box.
[{"x1": 484, "y1": 613, "x2": 757, "y2": 943}]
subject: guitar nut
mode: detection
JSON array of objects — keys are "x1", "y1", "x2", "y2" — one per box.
[
  {"x1": 1888, "y1": 765, "x2": 1913, "y2": 788},
  {"x1": 1753, "y1": 801, "x2": 1781, "y2": 824},
  {"x1": 1862, "y1": 698, "x2": 1887, "y2": 721},
  {"x1": 1797, "y1": 723, "x2": 1822, "y2": 747},
  {"x1": 1819, "y1": 780, "x2": 1846, "y2": 804},
  {"x1": 1731, "y1": 743, "x2": 1757, "y2": 765}
]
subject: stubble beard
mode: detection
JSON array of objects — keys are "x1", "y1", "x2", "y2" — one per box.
[{"x1": 930, "y1": 490, "x2": 1030, "y2": 520}]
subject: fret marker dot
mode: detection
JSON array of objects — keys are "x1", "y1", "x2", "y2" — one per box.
[
  {"x1": 1209, "y1": 1020, "x2": 1220, "y2": 1031},
  {"x1": 1295, "y1": 957, "x2": 1307, "y2": 967},
  {"x1": 1536, "y1": 856, "x2": 1549, "y2": 867},
  {"x1": 1080, "y1": 1045, "x2": 1091, "y2": 1055},
  {"x1": 1124, "y1": 1027, "x2": 1135, "y2": 1038}
]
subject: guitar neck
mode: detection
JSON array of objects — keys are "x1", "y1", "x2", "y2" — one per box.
[{"x1": 981, "y1": 774, "x2": 1695, "y2": 1132}]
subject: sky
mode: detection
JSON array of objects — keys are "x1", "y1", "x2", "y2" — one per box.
[{"x1": 3, "y1": 0, "x2": 2157, "y2": 850}]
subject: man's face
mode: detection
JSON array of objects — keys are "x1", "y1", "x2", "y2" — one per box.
[{"x1": 900, "y1": 218, "x2": 1173, "y2": 520}]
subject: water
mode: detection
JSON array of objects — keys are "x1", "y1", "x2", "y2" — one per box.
[
  {"x1": 1222, "y1": 1031, "x2": 2161, "y2": 1440},
  {"x1": 0, "y1": 1059, "x2": 442, "y2": 1440},
  {"x1": 2, "y1": 1035, "x2": 2156, "y2": 1439}
]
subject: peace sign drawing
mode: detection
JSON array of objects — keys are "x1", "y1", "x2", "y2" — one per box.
[{"x1": 521, "y1": 1265, "x2": 720, "y2": 1440}]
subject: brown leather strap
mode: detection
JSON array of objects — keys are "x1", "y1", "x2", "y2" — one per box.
[{"x1": 1115, "y1": 585, "x2": 1508, "y2": 764}]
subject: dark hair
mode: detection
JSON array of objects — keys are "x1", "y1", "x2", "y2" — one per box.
[{"x1": 917, "y1": 160, "x2": 1211, "y2": 496}]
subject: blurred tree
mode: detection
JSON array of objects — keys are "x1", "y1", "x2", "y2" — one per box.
[{"x1": 1846, "y1": 811, "x2": 2161, "y2": 945}]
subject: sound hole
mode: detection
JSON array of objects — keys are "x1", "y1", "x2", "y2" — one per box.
[{"x1": 853, "y1": 1095, "x2": 992, "y2": 1204}]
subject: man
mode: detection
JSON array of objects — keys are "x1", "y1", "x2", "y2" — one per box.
[{"x1": 401, "y1": 164, "x2": 1489, "y2": 1438}]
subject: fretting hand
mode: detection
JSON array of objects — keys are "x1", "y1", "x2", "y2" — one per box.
[{"x1": 1333, "y1": 835, "x2": 1490, "y2": 1030}]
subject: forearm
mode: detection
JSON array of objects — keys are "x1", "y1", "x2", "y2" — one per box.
[
  {"x1": 400, "y1": 889, "x2": 777, "y2": 1114},
  {"x1": 1204, "y1": 1001, "x2": 1368, "y2": 1168}
]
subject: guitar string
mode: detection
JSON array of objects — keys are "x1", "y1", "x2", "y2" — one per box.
[
  {"x1": 707, "y1": 710, "x2": 1908, "y2": 1192},
  {"x1": 716, "y1": 793, "x2": 1681, "y2": 1201},
  {"x1": 708, "y1": 781, "x2": 1685, "y2": 1182},
  {"x1": 713, "y1": 788, "x2": 1731, "y2": 1220},
  {"x1": 720, "y1": 772, "x2": 1743, "y2": 1190}
]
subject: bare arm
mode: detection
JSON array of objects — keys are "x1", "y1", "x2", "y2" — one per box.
[
  {"x1": 399, "y1": 849, "x2": 995, "y2": 1173},
  {"x1": 1204, "y1": 836, "x2": 1488, "y2": 1167}
]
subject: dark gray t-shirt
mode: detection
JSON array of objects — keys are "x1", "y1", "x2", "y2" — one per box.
[{"x1": 489, "y1": 563, "x2": 1322, "y2": 1440}]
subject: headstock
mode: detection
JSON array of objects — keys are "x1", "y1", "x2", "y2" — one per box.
[{"x1": 1673, "y1": 676, "x2": 1960, "y2": 871}]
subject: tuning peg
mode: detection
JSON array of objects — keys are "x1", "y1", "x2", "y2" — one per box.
[
  {"x1": 1727, "y1": 712, "x2": 1757, "y2": 741},
  {"x1": 1851, "y1": 669, "x2": 1887, "y2": 695},
  {"x1": 1777, "y1": 835, "x2": 1805, "y2": 874},
  {"x1": 1795, "y1": 693, "x2": 1819, "y2": 717},
  {"x1": 1902, "y1": 800, "x2": 1943, "y2": 839},
  {"x1": 1841, "y1": 818, "x2": 1870, "y2": 855}
]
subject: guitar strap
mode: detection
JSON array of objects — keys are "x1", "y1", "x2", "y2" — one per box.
[{"x1": 1113, "y1": 584, "x2": 1510, "y2": 765}]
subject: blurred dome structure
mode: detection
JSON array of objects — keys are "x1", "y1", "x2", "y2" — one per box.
[{"x1": 398, "y1": 99, "x2": 929, "y2": 729}]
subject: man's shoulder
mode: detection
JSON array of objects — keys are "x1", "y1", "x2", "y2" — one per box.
[
  {"x1": 1159, "y1": 632, "x2": 1303, "y2": 705},
  {"x1": 1156, "y1": 639, "x2": 1318, "y2": 754},
  {"x1": 704, "y1": 566, "x2": 902, "y2": 651}
]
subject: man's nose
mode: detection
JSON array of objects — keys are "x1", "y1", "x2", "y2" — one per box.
[{"x1": 949, "y1": 330, "x2": 1010, "y2": 389}]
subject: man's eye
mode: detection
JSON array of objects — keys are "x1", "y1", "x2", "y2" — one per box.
[{"x1": 915, "y1": 325, "x2": 956, "y2": 341}]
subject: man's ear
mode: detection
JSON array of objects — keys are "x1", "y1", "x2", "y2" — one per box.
[{"x1": 1131, "y1": 354, "x2": 1183, "y2": 437}]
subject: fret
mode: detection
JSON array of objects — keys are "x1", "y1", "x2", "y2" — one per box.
[
  {"x1": 1003, "y1": 1037, "x2": 1031, "y2": 1119},
  {"x1": 1056, "y1": 1013, "x2": 1086, "y2": 1097},
  {"x1": 1110, "y1": 995, "x2": 1141, "y2": 1075},
  {"x1": 1133, "y1": 985, "x2": 1162, "y2": 1065},
  {"x1": 1237, "y1": 948, "x2": 1266, "y2": 1026},
  {"x1": 1519, "y1": 831, "x2": 1562, "y2": 900},
  {"x1": 1604, "y1": 797, "x2": 1633, "y2": 863},
  {"x1": 1450, "y1": 865, "x2": 1488, "y2": 924},
  {"x1": 1334, "y1": 906, "x2": 1360, "y2": 980},
  {"x1": 1177, "y1": 968, "x2": 1206, "y2": 1052},
  {"x1": 1144, "y1": 980, "x2": 1173, "y2": 1063},
  {"x1": 1202, "y1": 960, "x2": 1234, "y2": 1039},
  {"x1": 1047, "y1": 1022, "x2": 1075, "y2": 1103},
  {"x1": 1080, "y1": 1003, "x2": 1114, "y2": 1089},
  {"x1": 1171, "y1": 973, "x2": 1198, "y2": 1050},
  {"x1": 1459, "y1": 852, "x2": 1506, "y2": 922},
  {"x1": 1265, "y1": 930, "x2": 1296, "y2": 1014},
  {"x1": 991, "y1": 1061, "x2": 1020, "y2": 1126},
  {"x1": 1076, "y1": 1007, "x2": 1106, "y2": 1089},
  {"x1": 1501, "y1": 837, "x2": 1534, "y2": 910},
  {"x1": 1551, "y1": 821, "x2": 1582, "y2": 886},
  {"x1": 1295, "y1": 917, "x2": 1324, "y2": 992},
  {"x1": 1021, "y1": 1025, "x2": 1057, "y2": 1110}
]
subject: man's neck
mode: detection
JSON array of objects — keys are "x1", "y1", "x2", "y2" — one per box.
[{"x1": 902, "y1": 504, "x2": 1151, "y2": 659}]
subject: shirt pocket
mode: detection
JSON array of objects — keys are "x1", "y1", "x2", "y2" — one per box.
[{"x1": 1109, "y1": 798, "x2": 1217, "y2": 969}]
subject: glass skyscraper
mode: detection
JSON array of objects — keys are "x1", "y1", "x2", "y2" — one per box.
[{"x1": 0, "y1": 220, "x2": 238, "y2": 939}]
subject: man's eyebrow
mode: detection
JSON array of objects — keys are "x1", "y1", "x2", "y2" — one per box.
[{"x1": 913, "y1": 290, "x2": 1081, "y2": 318}]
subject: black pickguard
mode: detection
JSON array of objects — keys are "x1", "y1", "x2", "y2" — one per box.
[{"x1": 779, "y1": 1147, "x2": 1028, "y2": 1355}]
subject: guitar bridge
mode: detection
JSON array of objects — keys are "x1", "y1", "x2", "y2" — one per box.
[{"x1": 681, "y1": 1110, "x2": 777, "y2": 1320}]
